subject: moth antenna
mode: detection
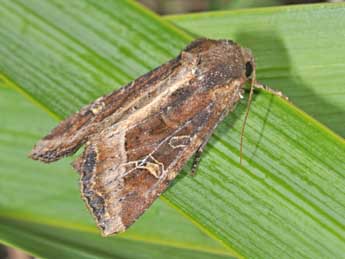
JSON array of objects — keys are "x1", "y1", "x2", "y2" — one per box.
[{"x1": 240, "y1": 63, "x2": 256, "y2": 165}]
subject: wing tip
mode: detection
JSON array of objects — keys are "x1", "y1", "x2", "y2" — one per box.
[
  {"x1": 28, "y1": 143, "x2": 60, "y2": 163},
  {"x1": 100, "y1": 224, "x2": 126, "y2": 237},
  {"x1": 29, "y1": 137, "x2": 84, "y2": 163},
  {"x1": 82, "y1": 190, "x2": 127, "y2": 237}
]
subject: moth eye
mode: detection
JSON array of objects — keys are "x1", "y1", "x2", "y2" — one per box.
[{"x1": 245, "y1": 62, "x2": 253, "y2": 78}]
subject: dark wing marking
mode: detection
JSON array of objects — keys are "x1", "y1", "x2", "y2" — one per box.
[
  {"x1": 29, "y1": 58, "x2": 180, "y2": 162},
  {"x1": 73, "y1": 97, "x2": 229, "y2": 236}
]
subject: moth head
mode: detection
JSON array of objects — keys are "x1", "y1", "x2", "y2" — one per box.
[{"x1": 182, "y1": 38, "x2": 256, "y2": 87}]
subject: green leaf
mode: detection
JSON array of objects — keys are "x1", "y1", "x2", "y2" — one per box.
[
  {"x1": 1, "y1": 1, "x2": 345, "y2": 259},
  {"x1": 166, "y1": 92, "x2": 345, "y2": 258},
  {"x1": 166, "y1": 3, "x2": 345, "y2": 137},
  {"x1": 0, "y1": 217, "x2": 233, "y2": 259},
  {"x1": 0, "y1": 0, "x2": 190, "y2": 119}
]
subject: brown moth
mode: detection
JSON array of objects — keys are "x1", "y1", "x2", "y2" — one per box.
[{"x1": 30, "y1": 38, "x2": 256, "y2": 236}]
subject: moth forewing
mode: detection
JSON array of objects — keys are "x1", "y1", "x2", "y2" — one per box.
[{"x1": 30, "y1": 38, "x2": 254, "y2": 236}]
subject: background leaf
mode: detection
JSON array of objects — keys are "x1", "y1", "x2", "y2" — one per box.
[
  {"x1": 0, "y1": 217, "x2": 234, "y2": 259},
  {"x1": 0, "y1": 1, "x2": 344, "y2": 259},
  {"x1": 166, "y1": 3, "x2": 345, "y2": 136},
  {"x1": 208, "y1": 0, "x2": 282, "y2": 10}
]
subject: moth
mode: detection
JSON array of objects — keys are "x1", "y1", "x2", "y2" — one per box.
[{"x1": 30, "y1": 38, "x2": 258, "y2": 236}]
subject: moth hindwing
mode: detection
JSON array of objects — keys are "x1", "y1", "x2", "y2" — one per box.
[{"x1": 30, "y1": 38, "x2": 255, "y2": 236}]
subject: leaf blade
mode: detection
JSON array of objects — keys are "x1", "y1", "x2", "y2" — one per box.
[{"x1": 0, "y1": 216, "x2": 235, "y2": 259}]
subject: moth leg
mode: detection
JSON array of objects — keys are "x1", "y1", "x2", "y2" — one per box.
[
  {"x1": 190, "y1": 139, "x2": 208, "y2": 176},
  {"x1": 254, "y1": 81, "x2": 289, "y2": 101}
]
